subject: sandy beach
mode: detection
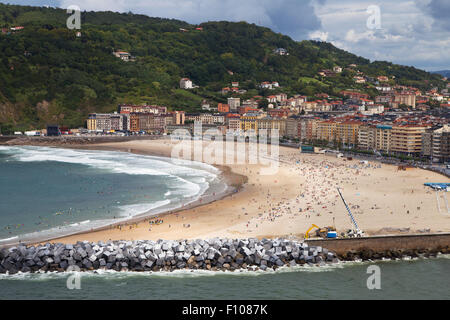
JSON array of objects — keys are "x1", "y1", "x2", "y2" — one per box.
[{"x1": 39, "y1": 138, "x2": 450, "y2": 244}]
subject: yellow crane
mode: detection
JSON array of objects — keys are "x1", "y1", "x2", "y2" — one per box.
[
  {"x1": 304, "y1": 224, "x2": 336, "y2": 239},
  {"x1": 304, "y1": 224, "x2": 320, "y2": 239}
]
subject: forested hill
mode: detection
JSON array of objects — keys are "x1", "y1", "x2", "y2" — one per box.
[
  {"x1": 0, "y1": 4, "x2": 446, "y2": 131},
  {"x1": 433, "y1": 70, "x2": 450, "y2": 78}
]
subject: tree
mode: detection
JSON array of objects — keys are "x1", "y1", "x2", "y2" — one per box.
[{"x1": 258, "y1": 99, "x2": 269, "y2": 110}]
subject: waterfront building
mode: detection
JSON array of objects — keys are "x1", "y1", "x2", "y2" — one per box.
[
  {"x1": 422, "y1": 125, "x2": 450, "y2": 162},
  {"x1": 391, "y1": 125, "x2": 428, "y2": 155}
]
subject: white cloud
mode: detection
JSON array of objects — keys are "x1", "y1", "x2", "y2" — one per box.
[
  {"x1": 59, "y1": 0, "x2": 322, "y2": 39},
  {"x1": 344, "y1": 29, "x2": 376, "y2": 42},
  {"x1": 310, "y1": 0, "x2": 450, "y2": 70},
  {"x1": 309, "y1": 30, "x2": 329, "y2": 41}
]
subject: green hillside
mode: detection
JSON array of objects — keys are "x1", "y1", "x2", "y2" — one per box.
[{"x1": 0, "y1": 3, "x2": 446, "y2": 132}]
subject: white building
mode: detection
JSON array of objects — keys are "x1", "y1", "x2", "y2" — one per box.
[
  {"x1": 113, "y1": 51, "x2": 131, "y2": 61},
  {"x1": 375, "y1": 85, "x2": 392, "y2": 92},
  {"x1": 227, "y1": 97, "x2": 241, "y2": 112},
  {"x1": 180, "y1": 78, "x2": 193, "y2": 89},
  {"x1": 360, "y1": 104, "x2": 385, "y2": 115},
  {"x1": 273, "y1": 48, "x2": 288, "y2": 55},
  {"x1": 260, "y1": 81, "x2": 280, "y2": 90}
]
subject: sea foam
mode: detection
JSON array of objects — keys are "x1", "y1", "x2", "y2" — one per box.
[{"x1": 0, "y1": 146, "x2": 223, "y2": 245}]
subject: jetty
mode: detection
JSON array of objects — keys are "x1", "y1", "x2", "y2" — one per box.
[
  {"x1": 306, "y1": 232, "x2": 450, "y2": 260},
  {"x1": 0, "y1": 238, "x2": 338, "y2": 274}
]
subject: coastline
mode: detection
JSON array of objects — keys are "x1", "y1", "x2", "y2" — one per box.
[
  {"x1": 2, "y1": 137, "x2": 450, "y2": 245},
  {"x1": 0, "y1": 142, "x2": 245, "y2": 247}
]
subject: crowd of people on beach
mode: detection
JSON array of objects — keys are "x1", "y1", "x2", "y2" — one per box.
[
  {"x1": 222, "y1": 151, "x2": 441, "y2": 237},
  {"x1": 230, "y1": 154, "x2": 382, "y2": 233}
]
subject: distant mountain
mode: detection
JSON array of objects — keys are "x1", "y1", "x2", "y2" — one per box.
[
  {"x1": 432, "y1": 70, "x2": 450, "y2": 78},
  {"x1": 0, "y1": 3, "x2": 447, "y2": 132}
]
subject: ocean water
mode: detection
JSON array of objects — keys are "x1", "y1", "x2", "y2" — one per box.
[
  {"x1": 0, "y1": 256, "x2": 449, "y2": 299},
  {"x1": 0, "y1": 146, "x2": 223, "y2": 244}
]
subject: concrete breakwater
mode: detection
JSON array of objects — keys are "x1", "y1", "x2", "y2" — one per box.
[
  {"x1": 2, "y1": 135, "x2": 164, "y2": 146},
  {"x1": 0, "y1": 238, "x2": 338, "y2": 274},
  {"x1": 306, "y1": 233, "x2": 450, "y2": 260}
]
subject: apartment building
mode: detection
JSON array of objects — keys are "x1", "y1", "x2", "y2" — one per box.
[
  {"x1": 286, "y1": 118, "x2": 301, "y2": 139},
  {"x1": 432, "y1": 125, "x2": 450, "y2": 163},
  {"x1": 128, "y1": 114, "x2": 140, "y2": 132},
  {"x1": 226, "y1": 114, "x2": 241, "y2": 132},
  {"x1": 267, "y1": 109, "x2": 289, "y2": 118},
  {"x1": 185, "y1": 113, "x2": 224, "y2": 125},
  {"x1": 138, "y1": 114, "x2": 167, "y2": 132},
  {"x1": 185, "y1": 113, "x2": 215, "y2": 125},
  {"x1": 316, "y1": 120, "x2": 335, "y2": 142},
  {"x1": 240, "y1": 114, "x2": 259, "y2": 134},
  {"x1": 217, "y1": 103, "x2": 230, "y2": 113},
  {"x1": 240, "y1": 119, "x2": 258, "y2": 134},
  {"x1": 316, "y1": 120, "x2": 362, "y2": 145},
  {"x1": 227, "y1": 98, "x2": 241, "y2": 112},
  {"x1": 391, "y1": 125, "x2": 428, "y2": 155},
  {"x1": 301, "y1": 101, "x2": 317, "y2": 113},
  {"x1": 298, "y1": 118, "x2": 318, "y2": 142},
  {"x1": 258, "y1": 117, "x2": 286, "y2": 137},
  {"x1": 358, "y1": 124, "x2": 392, "y2": 152},
  {"x1": 391, "y1": 93, "x2": 416, "y2": 109},
  {"x1": 212, "y1": 114, "x2": 225, "y2": 124},
  {"x1": 172, "y1": 111, "x2": 186, "y2": 125},
  {"x1": 118, "y1": 104, "x2": 167, "y2": 114},
  {"x1": 87, "y1": 113, "x2": 126, "y2": 131},
  {"x1": 374, "y1": 125, "x2": 393, "y2": 152},
  {"x1": 357, "y1": 125, "x2": 374, "y2": 150},
  {"x1": 423, "y1": 125, "x2": 450, "y2": 162},
  {"x1": 110, "y1": 114, "x2": 126, "y2": 131},
  {"x1": 87, "y1": 113, "x2": 108, "y2": 131}
]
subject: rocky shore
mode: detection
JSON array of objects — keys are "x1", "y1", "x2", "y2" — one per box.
[
  {"x1": 1, "y1": 238, "x2": 448, "y2": 274},
  {"x1": 0, "y1": 238, "x2": 338, "y2": 274}
]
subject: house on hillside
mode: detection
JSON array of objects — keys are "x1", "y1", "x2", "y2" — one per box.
[
  {"x1": 201, "y1": 100, "x2": 217, "y2": 111},
  {"x1": 319, "y1": 69, "x2": 337, "y2": 77},
  {"x1": 375, "y1": 85, "x2": 392, "y2": 92},
  {"x1": 266, "y1": 95, "x2": 277, "y2": 103},
  {"x1": 180, "y1": 78, "x2": 193, "y2": 89},
  {"x1": 353, "y1": 76, "x2": 366, "y2": 84},
  {"x1": 260, "y1": 81, "x2": 280, "y2": 90},
  {"x1": 10, "y1": 26, "x2": 24, "y2": 32},
  {"x1": 222, "y1": 87, "x2": 231, "y2": 95},
  {"x1": 113, "y1": 51, "x2": 131, "y2": 61},
  {"x1": 273, "y1": 48, "x2": 288, "y2": 56}
]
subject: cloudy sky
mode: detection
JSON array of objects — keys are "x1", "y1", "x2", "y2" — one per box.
[{"x1": 2, "y1": 0, "x2": 449, "y2": 71}]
